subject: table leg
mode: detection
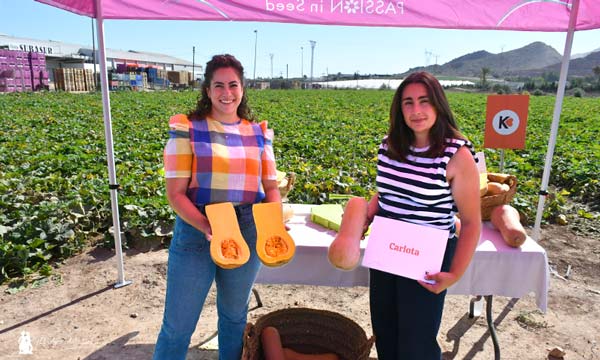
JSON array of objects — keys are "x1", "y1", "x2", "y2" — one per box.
[
  {"x1": 484, "y1": 295, "x2": 501, "y2": 360},
  {"x1": 469, "y1": 295, "x2": 484, "y2": 318},
  {"x1": 252, "y1": 288, "x2": 263, "y2": 308}
]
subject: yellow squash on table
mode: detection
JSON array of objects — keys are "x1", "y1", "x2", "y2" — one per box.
[
  {"x1": 205, "y1": 202, "x2": 250, "y2": 269},
  {"x1": 253, "y1": 202, "x2": 296, "y2": 267}
]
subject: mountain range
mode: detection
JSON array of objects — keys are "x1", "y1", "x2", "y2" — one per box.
[{"x1": 400, "y1": 42, "x2": 600, "y2": 79}]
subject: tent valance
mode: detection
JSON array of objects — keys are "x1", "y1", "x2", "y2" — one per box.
[{"x1": 36, "y1": 0, "x2": 600, "y2": 31}]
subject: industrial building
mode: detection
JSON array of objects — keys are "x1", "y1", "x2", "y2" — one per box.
[{"x1": 0, "y1": 34, "x2": 201, "y2": 90}]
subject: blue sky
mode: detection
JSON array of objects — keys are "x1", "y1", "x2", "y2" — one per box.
[{"x1": 1, "y1": 0, "x2": 599, "y2": 78}]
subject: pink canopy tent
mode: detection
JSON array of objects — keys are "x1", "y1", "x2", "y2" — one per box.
[{"x1": 35, "y1": 0, "x2": 600, "y2": 287}]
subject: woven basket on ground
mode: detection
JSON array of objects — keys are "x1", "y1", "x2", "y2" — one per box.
[
  {"x1": 241, "y1": 308, "x2": 375, "y2": 360},
  {"x1": 480, "y1": 173, "x2": 517, "y2": 221}
]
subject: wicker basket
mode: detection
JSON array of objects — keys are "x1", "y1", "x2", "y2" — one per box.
[
  {"x1": 241, "y1": 308, "x2": 375, "y2": 360},
  {"x1": 480, "y1": 173, "x2": 517, "y2": 221}
]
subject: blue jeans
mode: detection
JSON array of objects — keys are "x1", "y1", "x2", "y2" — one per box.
[{"x1": 153, "y1": 204, "x2": 261, "y2": 360}]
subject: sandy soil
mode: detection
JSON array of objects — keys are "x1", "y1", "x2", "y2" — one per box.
[{"x1": 0, "y1": 224, "x2": 598, "y2": 360}]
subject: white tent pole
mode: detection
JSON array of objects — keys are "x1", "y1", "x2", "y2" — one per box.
[
  {"x1": 532, "y1": 0, "x2": 580, "y2": 241},
  {"x1": 95, "y1": 0, "x2": 132, "y2": 288}
]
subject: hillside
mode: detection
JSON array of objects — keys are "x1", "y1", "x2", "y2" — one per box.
[
  {"x1": 399, "y1": 41, "x2": 600, "y2": 78},
  {"x1": 534, "y1": 50, "x2": 600, "y2": 77}
]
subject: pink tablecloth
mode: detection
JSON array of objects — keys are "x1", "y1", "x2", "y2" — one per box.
[{"x1": 256, "y1": 204, "x2": 549, "y2": 312}]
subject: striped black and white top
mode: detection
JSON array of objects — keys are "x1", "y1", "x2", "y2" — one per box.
[{"x1": 376, "y1": 137, "x2": 477, "y2": 238}]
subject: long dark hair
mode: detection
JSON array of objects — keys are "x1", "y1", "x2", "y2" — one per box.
[
  {"x1": 188, "y1": 54, "x2": 255, "y2": 121},
  {"x1": 386, "y1": 71, "x2": 464, "y2": 161}
]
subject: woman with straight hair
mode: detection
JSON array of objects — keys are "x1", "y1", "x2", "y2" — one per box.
[{"x1": 366, "y1": 71, "x2": 481, "y2": 359}]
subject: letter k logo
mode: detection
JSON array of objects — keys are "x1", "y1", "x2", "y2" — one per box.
[{"x1": 493, "y1": 110, "x2": 519, "y2": 136}]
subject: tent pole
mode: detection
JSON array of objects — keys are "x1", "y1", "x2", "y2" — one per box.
[
  {"x1": 532, "y1": 0, "x2": 580, "y2": 241},
  {"x1": 95, "y1": 0, "x2": 132, "y2": 288}
]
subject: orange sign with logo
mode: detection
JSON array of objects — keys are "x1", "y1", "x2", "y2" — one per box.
[{"x1": 484, "y1": 95, "x2": 529, "y2": 149}]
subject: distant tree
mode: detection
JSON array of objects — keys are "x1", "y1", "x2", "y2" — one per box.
[
  {"x1": 480, "y1": 67, "x2": 491, "y2": 89},
  {"x1": 573, "y1": 88, "x2": 585, "y2": 97},
  {"x1": 533, "y1": 89, "x2": 544, "y2": 96},
  {"x1": 524, "y1": 80, "x2": 536, "y2": 91},
  {"x1": 493, "y1": 83, "x2": 511, "y2": 94},
  {"x1": 569, "y1": 77, "x2": 584, "y2": 89},
  {"x1": 594, "y1": 66, "x2": 600, "y2": 88},
  {"x1": 541, "y1": 80, "x2": 558, "y2": 93},
  {"x1": 542, "y1": 72, "x2": 559, "y2": 83}
]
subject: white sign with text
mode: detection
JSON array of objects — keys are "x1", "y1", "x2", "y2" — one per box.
[{"x1": 362, "y1": 216, "x2": 449, "y2": 283}]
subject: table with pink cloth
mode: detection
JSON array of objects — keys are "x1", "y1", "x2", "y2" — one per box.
[
  {"x1": 255, "y1": 203, "x2": 548, "y2": 359},
  {"x1": 256, "y1": 204, "x2": 549, "y2": 312}
]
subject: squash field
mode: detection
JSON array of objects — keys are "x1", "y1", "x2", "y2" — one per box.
[{"x1": 1, "y1": 89, "x2": 598, "y2": 281}]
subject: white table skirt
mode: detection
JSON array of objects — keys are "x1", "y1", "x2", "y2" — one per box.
[{"x1": 255, "y1": 204, "x2": 549, "y2": 312}]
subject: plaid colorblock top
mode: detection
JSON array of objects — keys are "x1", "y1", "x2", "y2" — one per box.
[{"x1": 163, "y1": 114, "x2": 277, "y2": 205}]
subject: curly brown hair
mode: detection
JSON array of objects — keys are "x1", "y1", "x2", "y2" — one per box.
[{"x1": 188, "y1": 54, "x2": 255, "y2": 122}]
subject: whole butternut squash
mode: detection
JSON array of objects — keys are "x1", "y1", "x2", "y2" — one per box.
[
  {"x1": 261, "y1": 326, "x2": 286, "y2": 360},
  {"x1": 327, "y1": 197, "x2": 368, "y2": 271},
  {"x1": 282, "y1": 348, "x2": 340, "y2": 360},
  {"x1": 260, "y1": 326, "x2": 340, "y2": 360},
  {"x1": 486, "y1": 182, "x2": 510, "y2": 196},
  {"x1": 487, "y1": 173, "x2": 511, "y2": 183},
  {"x1": 490, "y1": 204, "x2": 527, "y2": 248}
]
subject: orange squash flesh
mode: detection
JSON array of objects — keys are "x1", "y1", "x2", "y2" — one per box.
[
  {"x1": 253, "y1": 202, "x2": 296, "y2": 267},
  {"x1": 205, "y1": 202, "x2": 250, "y2": 269}
]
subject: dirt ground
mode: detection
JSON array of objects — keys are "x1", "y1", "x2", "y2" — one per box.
[{"x1": 0, "y1": 224, "x2": 598, "y2": 360}]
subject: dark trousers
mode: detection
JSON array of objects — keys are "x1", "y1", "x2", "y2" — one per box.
[{"x1": 369, "y1": 234, "x2": 457, "y2": 360}]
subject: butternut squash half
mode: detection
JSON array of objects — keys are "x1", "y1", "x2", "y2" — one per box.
[
  {"x1": 205, "y1": 202, "x2": 250, "y2": 269},
  {"x1": 253, "y1": 202, "x2": 296, "y2": 267}
]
